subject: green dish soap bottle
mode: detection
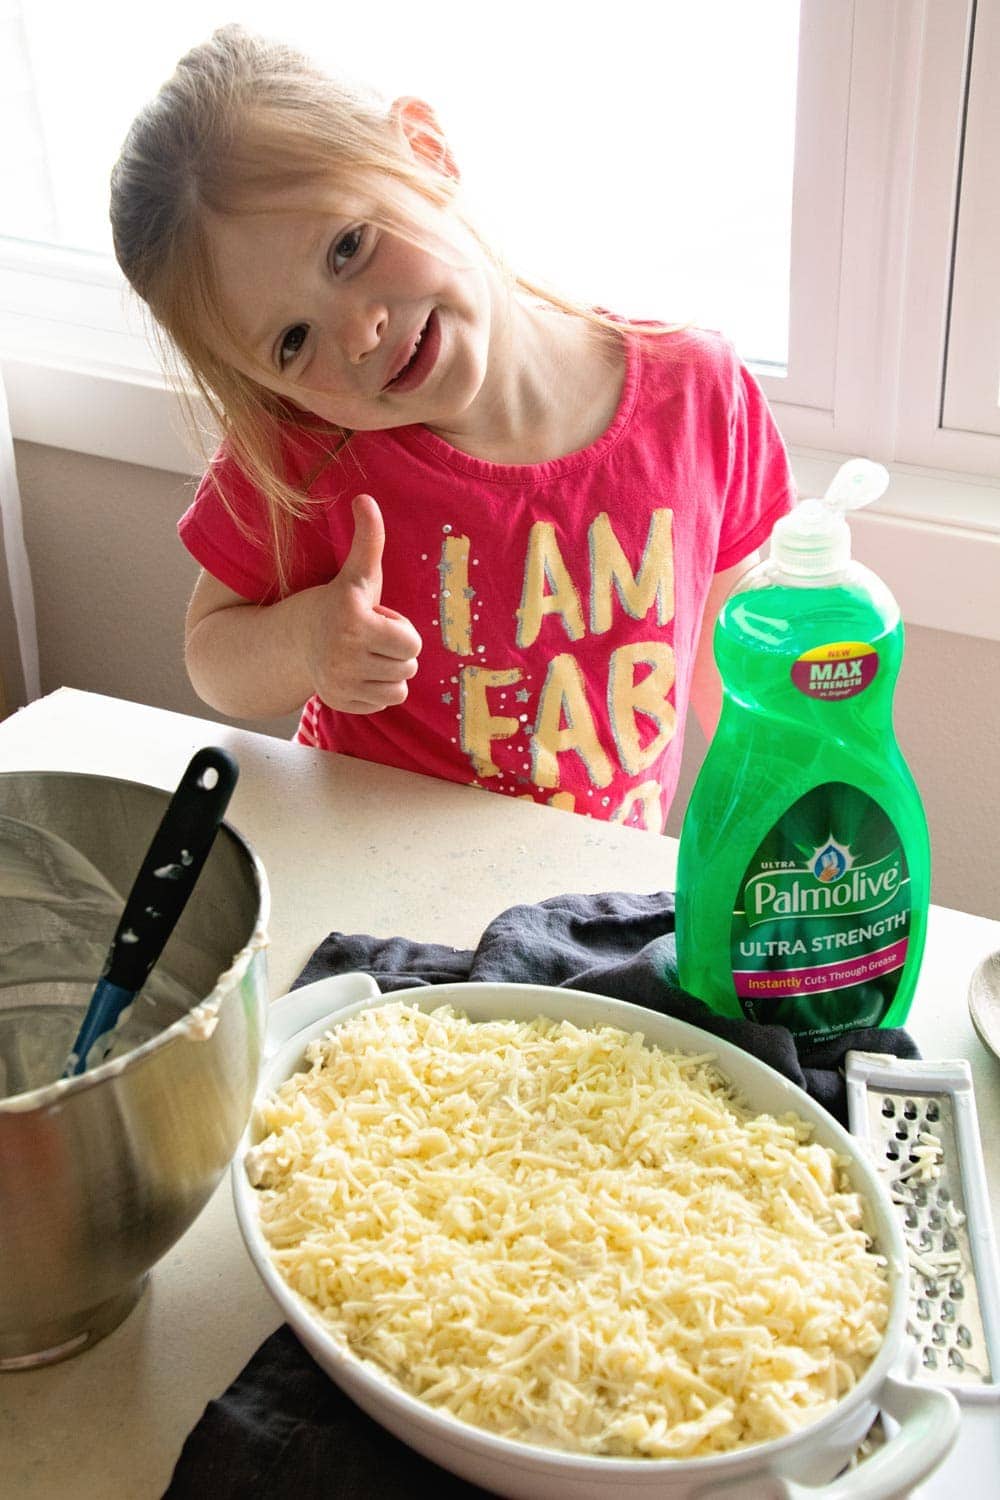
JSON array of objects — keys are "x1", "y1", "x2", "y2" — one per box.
[{"x1": 676, "y1": 460, "x2": 930, "y2": 1040}]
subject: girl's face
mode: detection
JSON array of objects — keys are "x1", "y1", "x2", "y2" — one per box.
[{"x1": 204, "y1": 191, "x2": 495, "y2": 433}]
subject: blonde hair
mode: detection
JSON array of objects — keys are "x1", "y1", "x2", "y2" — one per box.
[{"x1": 110, "y1": 25, "x2": 676, "y2": 589}]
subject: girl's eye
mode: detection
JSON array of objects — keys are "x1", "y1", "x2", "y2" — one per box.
[
  {"x1": 330, "y1": 224, "x2": 367, "y2": 274},
  {"x1": 278, "y1": 324, "x2": 309, "y2": 369}
]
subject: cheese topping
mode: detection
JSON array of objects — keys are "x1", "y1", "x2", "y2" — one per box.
[{"x1": 248, "y1": 1003, "x2": 890, "y2": 1459}]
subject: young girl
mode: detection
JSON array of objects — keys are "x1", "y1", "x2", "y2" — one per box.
[{"x1": 110, "y1": 25, "x2": 794, "y2": 835}]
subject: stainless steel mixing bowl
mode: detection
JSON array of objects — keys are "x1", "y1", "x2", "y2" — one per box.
[{"x1": 0, "y1": 770, "x2": 270, "y2": 1369}]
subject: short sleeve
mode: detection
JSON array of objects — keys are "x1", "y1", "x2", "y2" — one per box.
[
  {"x1": 714, "y1": 358, "x2": 796, "y2": 571},
  {"x1": 178, "y1": 445, "x2": 339, "y2": 604}
]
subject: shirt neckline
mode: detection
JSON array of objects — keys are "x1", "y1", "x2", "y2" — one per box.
[{"x1": 387, "y1": 329, "x2": 640, "y2": 484}]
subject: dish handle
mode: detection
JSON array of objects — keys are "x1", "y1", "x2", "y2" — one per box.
[
  {"x1": 783, "y1": 1367, "x2": 958, "y2": 1500},
  {"x1": 697, "y1": 1365, "x2": 958, "y2": 1500},
  {"x1": 263, "y1": 973, "x2": 382, "y2": 1059}
]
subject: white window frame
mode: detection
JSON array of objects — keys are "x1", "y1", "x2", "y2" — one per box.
[
  {"x1": 759, "y1": 0, "x2": 1000, "y2": 487},
  {"x1": 2, "y1": 0, "x2": 999, "y2": 638},
  {"x1": 938, "y1": 0, "x2": 1000, "y2": 444},
  {"x1": 752, "y1": 0, "x2": 851, "y2": 420}
]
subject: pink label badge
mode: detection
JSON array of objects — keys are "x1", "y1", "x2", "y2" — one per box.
[{"x1": 791, "y1": 641, "x2": 879, "y2": 701}]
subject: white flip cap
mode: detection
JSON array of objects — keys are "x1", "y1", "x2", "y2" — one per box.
[{"x1": 770, "y1": 459, "x2": 890, "y2": 577}]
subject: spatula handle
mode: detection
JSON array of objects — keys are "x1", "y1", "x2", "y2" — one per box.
[{"x1": 102, "y1": 747, "x2": 239, "y2": 994}]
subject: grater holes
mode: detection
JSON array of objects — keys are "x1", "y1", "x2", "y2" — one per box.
[{"x1": 863, "y1": 1082, "x2": 991, "y2": 1389}]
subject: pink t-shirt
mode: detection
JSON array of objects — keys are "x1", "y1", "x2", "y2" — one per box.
[{"x1": 179, "y1": 328, "x2": 794, "y2": 831}]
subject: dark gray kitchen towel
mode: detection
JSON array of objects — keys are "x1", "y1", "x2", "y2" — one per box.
[
  {"x1": 165, "y1": 888, "x2": 919, "y2": 1499},
  {"x1": 164, "y1": 1322, "x2": 493, "y2": 1498},
  {"x1": 294, "y1": 889, "x2": 920, "y2": 1125}
]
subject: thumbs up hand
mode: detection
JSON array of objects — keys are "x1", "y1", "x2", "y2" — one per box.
[{"x1": 305, "y1": 494, "x2": 422, "y2": 713}]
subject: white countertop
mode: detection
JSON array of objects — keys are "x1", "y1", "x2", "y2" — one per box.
[{"x1": 2, "y1": 688, "x2": 999, "y2": 1499}]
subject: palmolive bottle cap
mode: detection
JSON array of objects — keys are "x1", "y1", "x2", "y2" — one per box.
[{"x1": 770, "y1": 459, "x2": 890, "y2": 577}]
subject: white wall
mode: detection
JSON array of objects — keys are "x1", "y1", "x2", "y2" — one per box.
[
  {"x1": 12, "y1": 438, "x2": 298, "y2": 741},
  {"x1": 12, "y1": 438, "x2": 1000, "y2": 920}
]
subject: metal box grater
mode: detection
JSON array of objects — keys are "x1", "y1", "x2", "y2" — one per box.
[{"x1": 846, "y1": 1053, "x2": 1000, "y2": 1496}]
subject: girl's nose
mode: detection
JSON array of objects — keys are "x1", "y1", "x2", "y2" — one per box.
[{"x1": 342, "y1": 299, "x2": 389, "y2": 365}]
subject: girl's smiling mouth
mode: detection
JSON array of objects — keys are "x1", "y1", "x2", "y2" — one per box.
[{"x1": 383, "y1": 309, "x2": 440, "y2": 392}]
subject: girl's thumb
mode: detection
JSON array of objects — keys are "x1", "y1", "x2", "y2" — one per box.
[{"x1": 343, "y1": 494, "x2": 385, "y2": 601}]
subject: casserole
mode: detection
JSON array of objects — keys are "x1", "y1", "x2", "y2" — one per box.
[{"x1": 234, "y1": 974, "x2": 958, "y2": 1499}]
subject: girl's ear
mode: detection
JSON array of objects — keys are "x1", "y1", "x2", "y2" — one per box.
[{"x1": 392, "y1": 97, "x2": 460, "y2": 180}]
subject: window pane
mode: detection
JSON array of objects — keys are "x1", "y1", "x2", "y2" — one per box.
[
  {"x1": 941, "y1": 0, "x2": 1000, "y2": 439},
  {"x1": 2, "y1": 0, "x2": 798, "y2": 367}
]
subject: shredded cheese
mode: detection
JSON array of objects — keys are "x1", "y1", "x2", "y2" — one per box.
[{"x1": 248, "y1": 1003, "x2": 890, "y2": 1459}]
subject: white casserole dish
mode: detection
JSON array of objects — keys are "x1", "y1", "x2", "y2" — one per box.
[{"x1": 233, "y1": 974, "x2": 959, "y2": 1499}]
